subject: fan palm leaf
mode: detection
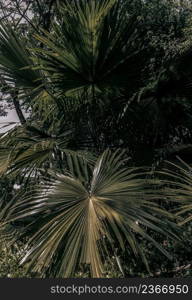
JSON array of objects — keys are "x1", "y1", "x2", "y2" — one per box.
[
  {"x1": 0, "y1": 22, "x2": 41, "y2": 91},
  {"x1": 159, "y1": 158, "x2": 192, "y2": 225},
  {"x1": 0, "y1": 189, "x2": 22, "y2": 245},
  {"x1": 0, "y1": 125, "x2": 94, "y2": 181},
  {"x1": 6, "y1": 149, "x2": 180, "y2": 277},
  {"x1": 31, "y1": 0, "x2": 145, "y2": 98}
]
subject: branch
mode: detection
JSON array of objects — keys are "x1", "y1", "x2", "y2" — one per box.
[
  {"x1": 12, "y1": 90, "x2": 26, "y2": 125},
  {"x1": 15, "y1": 1, "x2": 31, "y2": 28},
  {"x1": 0, "y1": 76, "x2": 26, "y2": 125},
  {"x1": 13, "y1": 0, "x2": 39, "y2": 33}
]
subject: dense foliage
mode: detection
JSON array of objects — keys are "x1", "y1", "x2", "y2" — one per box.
[{"x1": 1, "y1": 0, "x2": 192, "y2": 277}]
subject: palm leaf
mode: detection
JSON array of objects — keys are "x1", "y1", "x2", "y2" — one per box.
[
  {"x1": 159, "y1": 158, "x2": 192, "y2": 225},
  {"x1": 7, "y1": 149, "x2": 180, "y2": 277},
  {"x1": 0, "y1": 125, "x2": 94, "y2": 181},
  {"x1": 31, "y1": 0, "x2": 145, "y2": 98},
  {"x1": 0, "y1": 22, "x2": 41, "y2": 90},
  {"x1": 0, "y1": 192, "x2": 22, "y2": 245}
]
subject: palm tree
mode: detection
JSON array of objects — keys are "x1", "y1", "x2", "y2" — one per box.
[
  {"x1": 0, "y1": 0, "x2": 149, "y2": 161},
  {"x1": 31, "y1": 0, "x2": 146, "y2": 97},
  {"x1": 0, "y1": 0, "x2": 189, "y2": 277}
]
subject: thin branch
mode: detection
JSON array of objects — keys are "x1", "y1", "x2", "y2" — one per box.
[
  {"x1": 12, "y1": 90, "x2": 26, "y2": 125},
  {"x1": 13, "y1": 0, "x2": 39, "y2": 33},
  {"x1": 15, "y1": 1, "x2": 31, "y2": 28},
  {"x1": 0, "y1": 76, "x2": 26, "y2": 125}
]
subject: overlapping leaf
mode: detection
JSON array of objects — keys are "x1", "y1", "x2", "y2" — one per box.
[
  {"x1": 7, "y1": 150, "x2": 180, "y2": 277},
  {"x1": 0, "y1": 22, "x2": 41, "y2": 90},
  {"x1": 0, "y1": 125, "x2": 94, "y2": 182},
  {"x1": 159, "y1": 158, "x2": 192, "y2": 225},
  {"x1": 31, "y1": 0, "x2": 145, "y2": 98}
]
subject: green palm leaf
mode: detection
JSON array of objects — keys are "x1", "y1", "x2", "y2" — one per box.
[
  {"x1": 159, "y1": 158, "x2": 192, "y2": 225},
  {"x1": 31, "y1": 0, "x2": 144, "y2": 98},
  {"x1": 0, "y1": 22, "x2": 41, "y2": 90},
  {"x1": 7, "y1": 150, "x2": 180, "y2": 277},
  {"x1": 0, "y1": 125, "x2": 94, "y2": 181},
  {"x1": 0, "y1": 191, "x2": 22, "y2": 245}
]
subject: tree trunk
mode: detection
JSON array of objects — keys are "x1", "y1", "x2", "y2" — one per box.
[
  {"x1": 12, "y1": 91, "x2": 26, "y2": 125},
  {"x1": 0, "y1": 76, "x2": 26, "y2": 125}
]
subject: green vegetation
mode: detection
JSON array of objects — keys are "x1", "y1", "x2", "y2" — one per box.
[{"x1": 1, "y1": 0, "x2": 192, "y2": 278}]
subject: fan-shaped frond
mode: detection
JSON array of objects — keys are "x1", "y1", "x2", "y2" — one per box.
[
  {"x1": 31, "y1": 0, "x2": 145, "y2": 98},
  {"x1": 7, "y1": 150, "x2": 180, "y2": 277},
  {"x1": 0, "y1": 125, "x2": 95, "y2": 181},
  {"x1": 159, "y1": 158, "x2": 192, "y2": 225},
  {"x1": 0, "y1": 22, "x2": 41, "y2": 90}
]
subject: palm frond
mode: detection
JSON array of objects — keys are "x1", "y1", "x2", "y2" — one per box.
[
  {"x1": 31, "y1": 0, "x2": 145, "y2": 98},
  {"x1": 0, "y1": 22, "x2": 41, "y2": 90},
  {"x1": 0, "y1": 193, "x2": 22, "y2": 245},
  {"x1": 159, "y1": 158, "x2": 192, "y2": 225},
  {"x1": 7, "y1": 149, "x2": 180, "y2": 277},
  {"x1": 0, "y1": 125, "x2": 95, "y2": 181}
]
